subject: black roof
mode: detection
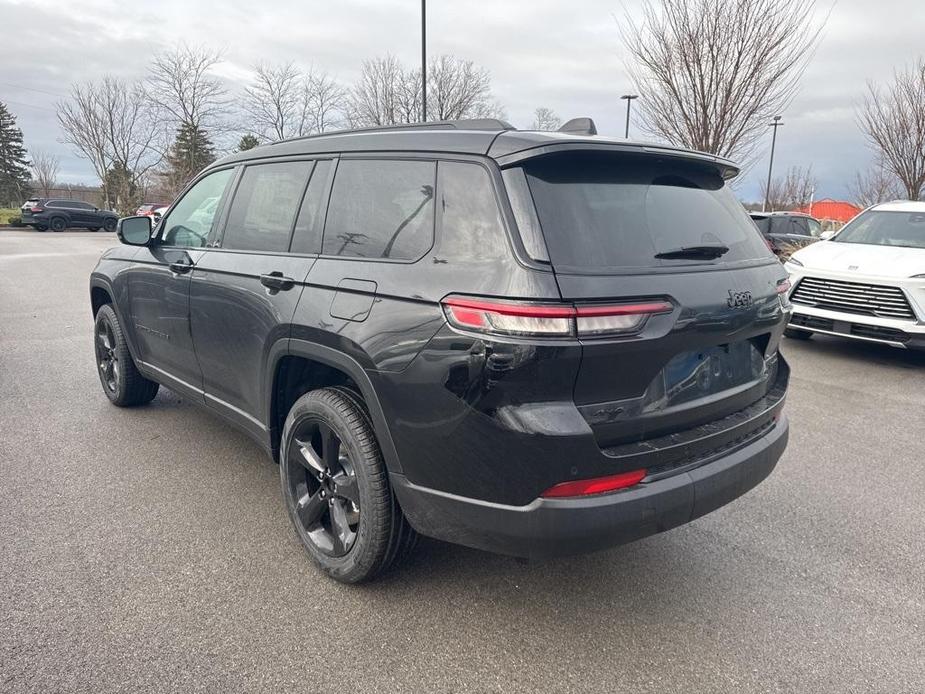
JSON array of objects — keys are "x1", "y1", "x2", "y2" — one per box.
[{"x1": 213, "y1": 119, "x2": 740, "y2": 177}]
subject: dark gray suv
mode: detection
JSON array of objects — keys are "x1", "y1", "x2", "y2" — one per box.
[
  {"x1": 90, "y1": 119, "x2": 791, "y2": 583},
  {"x1": 23, "y1": 199, "x2": 118, "y2": 232}
]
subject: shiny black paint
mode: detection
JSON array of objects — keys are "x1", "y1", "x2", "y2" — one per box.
[{"x1": 90, "y1": 126, "x2": 791, "y2": 556}]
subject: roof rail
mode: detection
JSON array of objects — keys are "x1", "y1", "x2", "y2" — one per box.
[{"x1": 267, "y1": 118, "x2": 516, "y2": 146}]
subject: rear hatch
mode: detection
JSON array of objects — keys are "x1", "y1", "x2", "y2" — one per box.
[{"x1": 512, "y1": 150, "x2": 788, "y2": 451}]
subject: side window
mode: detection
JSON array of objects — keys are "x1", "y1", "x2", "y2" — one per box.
[
  {"x1": 161, "y1": 169, "x2": 234, "y2": 248},
  {"x1": 792, "y1": 217, "x2": 810, "y2": 236},
  {"x1": 437, "y1": 161, "x2": 507, "y2": 260},
  {"x1": 290, "y1": 160, "x2": 333, "y2": 255},
  {"x1": 222, "y1": 161, "x2": 313, "y2": 253},
  {"x1": 808, "y1": 218, "x2": 823, "y2": 237},
  {"x1": 322, "y1": 159, "x2": 435, "y2": 260}
]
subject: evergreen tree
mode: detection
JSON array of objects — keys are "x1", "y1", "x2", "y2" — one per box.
[
  {"x1": 0, "y1": 102, "x2": 31, "y2": 206},
  {"x1": 163, "y1": 122, "x2": 216, "y2": 194},
  {"x1": 236, "y1": 134, "x2": 259, "y2": 152}
]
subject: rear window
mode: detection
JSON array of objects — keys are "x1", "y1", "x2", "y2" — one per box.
[{"x1": 520, "y1": 153, "x2": 770, "y2": 273}]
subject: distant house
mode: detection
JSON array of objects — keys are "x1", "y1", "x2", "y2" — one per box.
[{"x1": 797, "y1": 199, "x2": 862, "y2": 224}]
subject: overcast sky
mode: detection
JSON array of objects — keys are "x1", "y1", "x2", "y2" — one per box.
[{"x1": 2, "y1": 0, "x2": 923, "y2": 201}]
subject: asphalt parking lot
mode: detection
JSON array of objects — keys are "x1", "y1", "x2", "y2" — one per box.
[{"x1": 1, "y1": 229, "x2": 924, "y2": 693}]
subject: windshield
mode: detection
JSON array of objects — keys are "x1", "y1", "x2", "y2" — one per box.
[
  {"x1": 834, "y1": 209, "x2": 925, "y2": 249},
  {"x1": 520, "y1": 152, "x2": 771, "y2": 273}
]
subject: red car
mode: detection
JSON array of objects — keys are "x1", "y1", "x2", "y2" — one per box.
[{"x1": 134, "y1": 203, "x2": 168, "y2": 220}]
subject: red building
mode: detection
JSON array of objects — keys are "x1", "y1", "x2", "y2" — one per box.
[{"x1": 797, "y1": 199, "x2": 862, "y2": 223}]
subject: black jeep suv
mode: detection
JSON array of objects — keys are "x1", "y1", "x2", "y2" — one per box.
[
  {"x1": 90, "y1": 119, "x2": 791, "y2": 583},
  {"x1": 23, "y1": 199, "x2": 119, "y2": 232}
]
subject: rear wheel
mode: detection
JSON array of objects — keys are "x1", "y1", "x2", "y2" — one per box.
[
  {"x1": 94, "y1": 304, "x2": 159, "y2": 406},
  {"x1": 103, "y1": 217, "x2": 117, "y2": 232},
  {"x1": 35, "y1": 225, "x2": 48, "y2": 232},
  {"x1": 280, "y1": 388, "x2": 417, "y2": 583},
  {"x1": 50, "y1": 217, "x2": 67, "y2": 232},
  {"x1": 784, "y1": 328, "x2": 813, "y2": 340},
  {"x1": 88, "y1": 226, "x2": 100, "y2": 232}
]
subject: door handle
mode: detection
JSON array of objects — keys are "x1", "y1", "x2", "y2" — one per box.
[
  {"x1": 169, "y1": 260, "x2": 193, "y2": 274},
  {"x1": 260, "y1": 272, "x2": 295, "y2": 291}
]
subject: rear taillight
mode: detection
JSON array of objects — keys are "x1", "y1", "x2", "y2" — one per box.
[
  {"x1": 30, "y1": 206, "x2": 42, "y2": 213},
  {"x1": 775, "y1": 279, "x2": 791, "y2": 294},
  {"x1": 541, "y1": 468, "x2": 647, "y2": 498},
  {"x1": 441, "y1": 296, "x2": 673, "y2": 338}
]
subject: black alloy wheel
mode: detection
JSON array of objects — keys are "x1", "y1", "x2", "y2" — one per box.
[
  {"x1": 95, "y1": 316, "x2": 121, "y2": 394},
  {"x1": 287, "y1": 418, "x2": 361, "y2": 557},
  {"x1": 50, "y1": 217, "x2": 67, "y2": 232},
  {"x1": 280, "y1": 388, "x2": 418, "y2": 583},
  {"x1": 103, "y1": 217, "x2": 117, "y2": 232}
]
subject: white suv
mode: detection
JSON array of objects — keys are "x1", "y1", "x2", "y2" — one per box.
[{"x1": 784, "y1": 200, "x2": 925, "y2": 350}]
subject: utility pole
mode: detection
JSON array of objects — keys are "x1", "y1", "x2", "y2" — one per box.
[
  {"x1": 421, "y1": 0, "x2": 427, "y2": 122},
  {"x1": 621, "y1": 94, "x2": 638, "y2": 139},
  {"x1": 763, "y1": 115, "x2": 783, "y2": 212}
]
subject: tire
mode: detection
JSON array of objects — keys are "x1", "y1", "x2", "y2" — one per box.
[
  {"x1": 93, "y1": 304, "x2": 159, "y2": 407},
  {"x1": 88, "y1": 227, "x2": 100, "y2": 232},
  {"x1": 50, "y1": 216, "x2": 67, "y2": 232},
  {"x1": 784, "y1": 328, "x2": 813, "y2": 340},
  {"x1": 280, "y1": 388, "x2": 418, "y2": 583},
  {"x1": 103, "y1": 217, "x2": 117, "y2": 232}
]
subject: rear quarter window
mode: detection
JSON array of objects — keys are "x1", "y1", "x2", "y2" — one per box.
[{"x1": 521, "y1": 153, "x2": 771, "y2": 273}]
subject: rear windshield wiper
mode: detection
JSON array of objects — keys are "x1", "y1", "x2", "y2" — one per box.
[{"x1": 654, "y1": 244, "x2": 730, "y2": 260}]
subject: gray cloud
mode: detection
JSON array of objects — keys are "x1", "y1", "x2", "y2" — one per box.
[{"x1": 2, "y1": 0, "x2": 922, "y2": 200}]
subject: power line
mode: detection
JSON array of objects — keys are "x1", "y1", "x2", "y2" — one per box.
[
  {"x1": 1, "y1": 99, "x2": 57, "y2": 113},
  {"x1": 0, "y1": 81, "x2": 67, "y2": 98}
]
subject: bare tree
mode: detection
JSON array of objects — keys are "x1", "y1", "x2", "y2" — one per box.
[
  {"x1": 301, "y1": 70, "x2": 348, "y2": 134},
  {"x1": 349, "y1": 54, "x2": 498, "y2": 127},
  {"x1": 858, "y1": 59, "x2": 925, "y2": 201},
  {"x1": 848, "y1": 160, "x2": 905, "y2": 208},
  {"x1": 57, "y1": 77, "x2": 163, "y2": 212},
  {"x1": 621, "y1": 0, "x2": 824, "y2": 166},
  {"x1": 767, "y1": 165, "x2": 817, "y2": 211},
  {"x1": 31, "y1": 149, "x2": 60, "y2": 198},
  {"x1": 424, "y1": 55, "x2": 492, "y2": 121},
  {"x1": 243, "y1": 62, "x2": 302, "y2": 141},
  {"x1": 147, "y1": 44, "x2": 228, "y2": 133},
  {"x1": 531, "y1": 107, "x2": 561, "y2": 131}
]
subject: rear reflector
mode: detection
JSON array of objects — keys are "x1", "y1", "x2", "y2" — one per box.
[
  {"x1": 442, "y1": 296, "x2": 672, "y2": 338},
  {"x1": 541, "y1": 469, "x2": 647, "y2": 498}
]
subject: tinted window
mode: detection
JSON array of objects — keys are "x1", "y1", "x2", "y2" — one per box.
[
  {"x1": 751, "y1": 216, "x2": 771, "y2": 234},
  {"x1": 323, "y1": 159, "x2": 435, "y2": 260},
  {"x1": 74, "y1": 201, "x2": 94, "y2": 210},
  {"x1": 438, "y1": 162, "x2": 507, "y2": 260},
  {"x1": 787, "y1": 217, "x2": 810, "y2": 236},
  {"x1": 807, "y1": 218, "x2": 823, "y2": 237},
  {"x1": 290, "y1": 160, "x2": 333, "y2": 255},
  {"x1": 523, "y1": 153, "x2": 771, "y2": 272},
  {"x1": 161, "y1": 168, "x2": 234, "y2": 248},
  {"x1": 834, "y1": 210, "x2": 925, "y2": 249},
  {"x1": 222, "y1": 161, "x2": 313, "y2": 253}
]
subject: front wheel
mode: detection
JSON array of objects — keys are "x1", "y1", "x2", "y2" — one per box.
[
  {"x1": 280, "y1": 388, "x2": 417, "y2": 583},
  {"x1": 784, "y1": 328, "x2": 813, "y2": 340},
  {"x1": 103, "y1": 217, "x2": 117, "y2": 232},
  {"x1": 94, "y1": 304, "x2": 159, "y2": 406}
]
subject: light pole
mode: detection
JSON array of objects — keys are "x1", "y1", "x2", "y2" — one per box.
[
  {"x1": 763, "y1": 115, "x2": 783, "y2": 212},
  {"x1": 621, "y1": 94, "x2": 638, "y2": 138},
  {"x1": 421, "y1": 0, "x2": 427, "y2": 122}
]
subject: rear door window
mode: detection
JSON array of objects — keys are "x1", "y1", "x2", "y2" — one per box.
[
  {"x1": 520, "y1": 153, "x2": 771, "y2": 273},
  {"x1": 222, "y1": 161, "x2": 314, "y2": 253},
  {"x1": 322, "y1": 159, "x2": 435, "y2": 260}
]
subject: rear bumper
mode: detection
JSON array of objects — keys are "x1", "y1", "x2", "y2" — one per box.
[{"x1": 392, "y1": 415, "x2": 788, "y2": 559}]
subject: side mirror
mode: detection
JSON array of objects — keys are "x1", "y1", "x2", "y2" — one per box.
[
  {"x1": 820, "y1": 230, "x2": 835, "y2": 241},
  {"x1": 117, "y1": 215, "x2": 152, "y2": 246}
]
